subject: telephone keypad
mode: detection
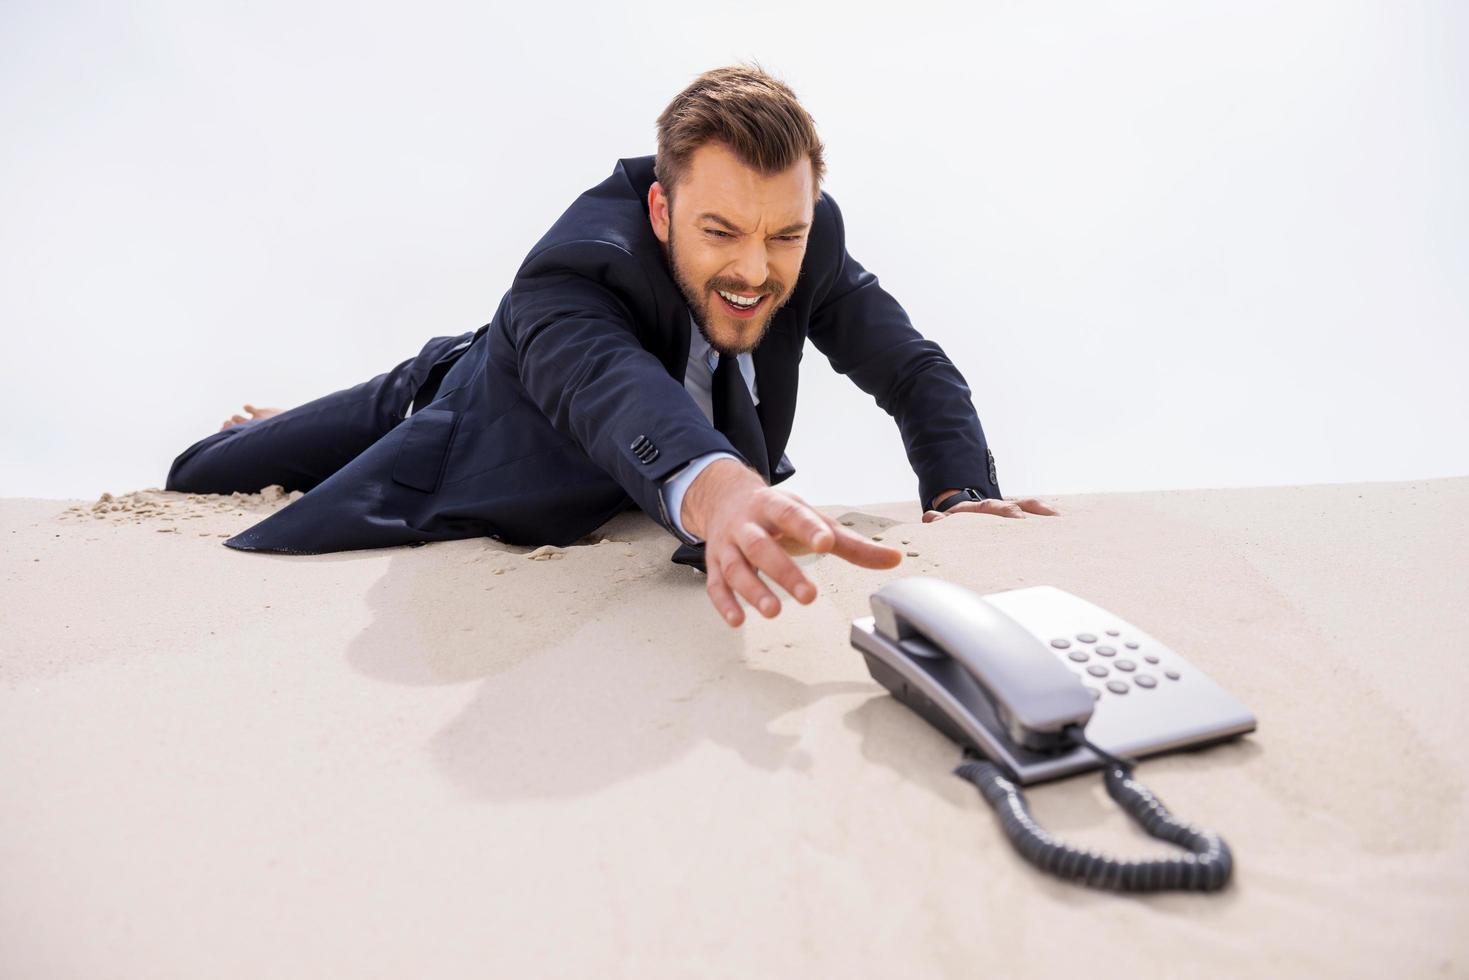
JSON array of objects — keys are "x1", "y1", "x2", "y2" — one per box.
[{"x1": 1047, "y1": 625, "x2": 1180, "y2": 698}]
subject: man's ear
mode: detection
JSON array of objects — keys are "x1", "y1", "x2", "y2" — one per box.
[{"x1": 648, "y1": 181, "x2": 670, "y2": 244}]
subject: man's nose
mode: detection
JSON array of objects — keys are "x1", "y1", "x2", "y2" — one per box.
[{"x1": 727, "y1": 241, "x2": 770, "y2": 291}]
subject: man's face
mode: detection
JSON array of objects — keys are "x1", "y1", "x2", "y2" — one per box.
[{"x1": 649, "y1": 140, "x2": 814, "y2": 357}]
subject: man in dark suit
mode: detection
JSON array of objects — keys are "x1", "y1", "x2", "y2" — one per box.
[{"x1": 166, "y1": 65, "x2": 1055, "y2": 628}]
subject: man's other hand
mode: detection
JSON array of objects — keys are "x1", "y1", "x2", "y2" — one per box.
[
  {"x1": 921, "y1": 496, "x2": 1060, "y2": 522},
  {"x1": 682, "y1": 458, "x2": 903, "y2": 627}
]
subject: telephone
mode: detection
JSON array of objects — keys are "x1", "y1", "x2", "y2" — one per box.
[{"x1": 850, "y1": 577, "x2": 1256, "y2": 893}]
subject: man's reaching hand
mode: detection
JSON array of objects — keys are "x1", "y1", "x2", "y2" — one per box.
[{"x1": 682, "y1": 458, "x2": 903, "y2": 627}]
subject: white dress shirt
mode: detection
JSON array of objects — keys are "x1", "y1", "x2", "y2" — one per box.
[{"x1": 659, "y1": 311, "x2": 759, "y2": 543}]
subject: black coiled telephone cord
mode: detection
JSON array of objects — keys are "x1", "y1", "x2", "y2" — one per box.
[{"x1": 951, "y1": 726, "x2": 1233, "y2": 892}]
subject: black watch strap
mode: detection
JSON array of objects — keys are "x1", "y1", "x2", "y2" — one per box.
[{"x1": 934, "y1": 487, "x2": 984, "y2": 512}]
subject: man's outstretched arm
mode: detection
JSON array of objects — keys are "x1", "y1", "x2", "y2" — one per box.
[
  {"x1": 508, "y1": 240, "x2": 745, "y2": 542},
  {"x1": 806, "y1": 192, "x2": 1014, "y2": 513}
]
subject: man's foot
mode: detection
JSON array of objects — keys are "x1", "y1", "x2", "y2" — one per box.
[{"x1": 220, "y1": 403, "x2": 284, "y2": 432}]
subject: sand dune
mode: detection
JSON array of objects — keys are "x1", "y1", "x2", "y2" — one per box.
[{"x1": 2, "y1": 478, "x2": 1466, "y2": 977}]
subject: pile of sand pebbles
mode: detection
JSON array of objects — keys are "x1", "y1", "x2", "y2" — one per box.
[{"x1": 57, "y1": 485, "x2": 305, "y2": 536}]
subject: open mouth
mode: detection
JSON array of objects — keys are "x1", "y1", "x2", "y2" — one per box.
[{"x1": 714, "y1": 289, "x2": 768, "y2": 319}]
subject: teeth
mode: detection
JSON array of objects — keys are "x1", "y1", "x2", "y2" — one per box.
[{"x1": 718, "y1": 289, "x2": 760, "y2": 308}]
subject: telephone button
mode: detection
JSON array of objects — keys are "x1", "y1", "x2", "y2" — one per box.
[
  {"x1": 1115, "y1": 659, "x2": 1136, "y2": 672},
  {"x1": 1106, "y1": 680, "x2": 1129, "y2": 695},
  {"x1": 1135, "y1": 675, "x2": 1157, "y2": 689},
  {"x1": 1164, "y1": 670, "x2": 1181, "y2": 681},
  {"x1": 1095, "y1": 645, "x2": 1116, "y2": 656},
  {"x1": 1124, "y1": 641, "x2": 1140, "y2": 650},
  {"x1": 1144, "y1": 655, "x2": 1160, "y2": 664},
  {"x1": 1049, "y1": 638, "x2": 1071, "y2": 649},
  {"x1": 1067, "y1": 650, "x2": 1089, "y2": 663},
  {"x1": 1105, "y1": 629, "x2": 1120, "y2": 636},
  {"x1": 1086, "y1": 687, "x2": 1102, "y2": 700},
  {"x1": 1076, "y1": 633, "x2": 1097, "y2": 643},
  {"x1": 1086, "y1": 665, "x2": 1109, "y2": 678}
]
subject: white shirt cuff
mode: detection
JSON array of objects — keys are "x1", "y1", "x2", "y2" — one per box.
[{"x1": 660, "y1": 451, "x2": 740, "y2": 543}]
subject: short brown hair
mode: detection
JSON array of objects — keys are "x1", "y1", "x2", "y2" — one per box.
[{"x1": 655, "y1": 62, "x2": 826, "y2": 209}]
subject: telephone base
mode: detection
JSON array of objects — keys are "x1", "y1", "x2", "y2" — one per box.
[{"x1": 851, "y1": 584, "x2": 1256, "y2": 785}]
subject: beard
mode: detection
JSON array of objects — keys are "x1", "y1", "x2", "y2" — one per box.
[{"x1": 661, "y1": 221, "x2": 790, "y2": 358}]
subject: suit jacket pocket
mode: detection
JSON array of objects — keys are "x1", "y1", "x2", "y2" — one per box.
[{"x1": 391, "y1": 408, "x2": 460, "y2": 493}]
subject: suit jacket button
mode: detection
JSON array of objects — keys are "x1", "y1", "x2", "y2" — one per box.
[
  {"x1": 631, "y1": 435, "x2": 649, "y2": 451},
  {"x1": 987, "y1": 449, "x2": 998, "y2": 485}
]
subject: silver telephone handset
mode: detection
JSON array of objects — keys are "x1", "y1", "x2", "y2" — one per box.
[
  {"x1": 851, "y1": 576, "x2": 1255, "y2": 892},
  {"x1": 869, "y1": 577, "x2": 1095, "y2": 753}
]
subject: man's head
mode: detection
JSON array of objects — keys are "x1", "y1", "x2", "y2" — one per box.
[{"x1": 649, "y1": 63, "x2": 826, "y2": 358}]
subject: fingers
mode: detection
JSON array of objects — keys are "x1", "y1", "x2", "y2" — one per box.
[
  {"x1": 704, "y1": 493, "x2": 909, "y2": 628},
  {"x1": 721, "y1": 546, "x2": 783, "y2": 619},
  {"x1": 1013, "y1": 497, "x2": 1060, "y2": 516},
  {"x1": 925, "y1": 497, "x2": 1061, "y2": 520},
  {"x1": 975, "y1": 497, "x2": 1059, "y2": 518},
  {"x1": 932, "y1": 498, "x2": 1025, "y2": 518},
  {"x1": 762, "y1": 494, "x2": 899, "y2": 569},
  {"x1": 707, "y1": 521, "x2": 821, "y2": 628},
  {"x1": 829, "y1": 525, "x2": 904, "y2": 568},
  {"x1": 739, "y1": 522, "x2": 818, "y2": 605},
  {"x1": 705, "y1": 562, "x2": 745, "y2": 627},
  {"x1": 763, "y1": 492, "x2": 834, "y2": 554}
]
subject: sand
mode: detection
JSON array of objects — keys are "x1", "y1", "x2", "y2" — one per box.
[{"x1": 2, "y1": 477, "x2": 1467, "y2": 977}]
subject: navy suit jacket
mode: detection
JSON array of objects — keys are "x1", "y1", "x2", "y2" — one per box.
[{"x1": 224, "y1": 154, "x2": 1001, "y2": 557}]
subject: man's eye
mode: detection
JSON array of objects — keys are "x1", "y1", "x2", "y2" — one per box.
[{"x1": 704, "y1": 230, "x2": 803, "y2": 242}]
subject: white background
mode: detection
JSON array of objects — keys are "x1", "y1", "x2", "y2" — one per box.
[{"x1": 2, "y1": 0, "x2": 1465, "y2": 506}]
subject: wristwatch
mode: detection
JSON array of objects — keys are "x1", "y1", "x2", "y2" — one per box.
[{"x1": 933, "y1": 487, "x2": 985, "y2": 513}]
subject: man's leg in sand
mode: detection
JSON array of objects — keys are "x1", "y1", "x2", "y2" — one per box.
[{"x1": 165, "y1": 332, "x2": 475, "y2": 496}]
